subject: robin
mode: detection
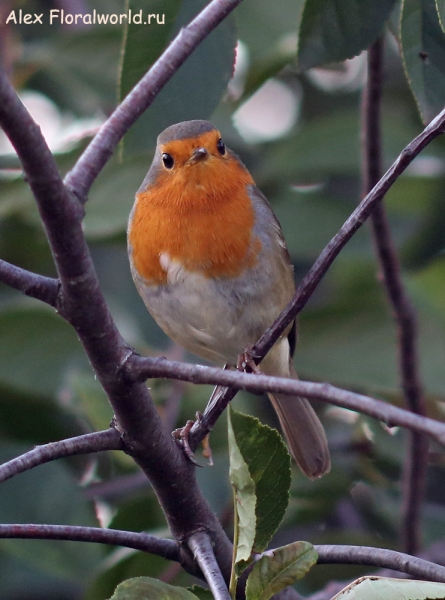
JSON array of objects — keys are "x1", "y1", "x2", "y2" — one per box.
[{"x1": 127, "y1": 120, "x2": 330, "y2": 479}]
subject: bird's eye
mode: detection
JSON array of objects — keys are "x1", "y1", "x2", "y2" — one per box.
[
  {"x1": 216, "y1": 138, "x2": 226, "y2": 156},
  {"x1": 162, "y1": 153, "x2": 174, "y2": 169}
]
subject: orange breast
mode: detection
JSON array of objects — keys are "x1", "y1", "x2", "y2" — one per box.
[{"x1": 129, "y1": 154, "x2": 262, "y2": 285}]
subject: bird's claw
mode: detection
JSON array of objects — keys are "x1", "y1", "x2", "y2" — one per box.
[
  {"x1": 172, "y1": 412, "x2": 213, "y2": 467},
  {"x1": 237, "y1": 346, "x2": 262, "y2": 374},
  {"x1": 172, "y1": 419, "x2": 202, "y2": 467}
]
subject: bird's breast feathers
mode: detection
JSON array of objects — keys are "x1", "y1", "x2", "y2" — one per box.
[{"x1": 127, "y1": 174, "x2": 294, "y2": 362}]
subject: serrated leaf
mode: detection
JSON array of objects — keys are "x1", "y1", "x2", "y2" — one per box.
[
  {"x1": 228, "y1": 408, "x2": 292, "y2": 568},
  {"x1": 108, "y1": 576, "x2": 200, "y2": 599},
  {"x1": 228, "y1": 408, "x2": 257, "y2": 565},
  {"x1": 331, "y1": 576, "x2": 445, "y2": 599},
  {"x1": 296, "y1": 0, "x2": 397, "y2": 71},
  {"x1": 245, "y1": 542, "x2": 317, "y2": 600},
  {"x1": 400, "y1": 0, "x2": 445, "y2": 124}
]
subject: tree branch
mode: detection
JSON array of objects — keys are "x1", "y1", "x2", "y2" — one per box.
[
  {"x1": 315, "y1": 545, "x2": 445, "y2": 582},
  {"x1": 0, "y1": 429, "x2": 123, "y2": 484},
  {"x1": 0, "y1": 259, "x2": 59, "y2": 306},
  {"x1": 0, "y1": 20, "x2": 235, "y2": 579},
  {"x1": 362, "y1": 37, "x2": 427, "y2": 556},
  {"x1": 64, "y1": 0, "x2": 244, "y2": 201},
  {"x1": 250, "y1": 105, "x2": 445, "y2": 362},
  {"x1": 0, "y1": 524, "x2": 179, "y2": 561},
  {"x1": 125, "y1": 356, "x2": 445, "y2": 447},
  {"x1": 188, "y1": 531, "x2": 231, "y2": 600}
]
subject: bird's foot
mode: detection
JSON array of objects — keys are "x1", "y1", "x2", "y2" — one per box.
[
  {"x1": 172, "y1": 412, "x2": 213, "y2": 467},
  {"x1": 237, "y1": 346, "x2": 262, "y2": 375}
]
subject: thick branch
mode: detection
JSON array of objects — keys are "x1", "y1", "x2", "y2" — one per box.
[
  {"x1": 362, "y1": 38, "x2": 427, "y2": 556},
  {"x1": 0, "y1": 259, "x2": 59, "y2": 305},
  {"x1": 189, "y1": 532, "x2": 231, "y2": 600},
  {"x1": 125, "y1": 356, "x2": 445, "y2": 447},
  {"x1": 0, "y1": 23, "x2": 235, "y2": 580},
  {"x1": 64, "y1": 0, "x2": 243, "y2": 201},
  {"x1": 0, "y1": 524, "x2": 179, "y2": 561},
  {"x1": 316, "y1": 545, "x2": 445, "y2": 582},
  {"x1": 0, "y1": 429, "x2": 123, "y2": 484}
]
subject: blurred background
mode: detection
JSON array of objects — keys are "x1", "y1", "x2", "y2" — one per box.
[{"x1": 1, "y1": 0, "x2": 445, "y2": 598}]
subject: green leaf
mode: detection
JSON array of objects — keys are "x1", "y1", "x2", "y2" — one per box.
[
  {"x1": 123, "y1": 0, "x2": 237, "y2": 154},
  {"x1": 83, "y1": 154, "x2": 149, "y2": 238},
  {"x1": 108, "y1": 576, "x2": 200, "y2": 599},
  {"x1": 400, "y1": 0, "x2": 445, "y2": 123},
  {"x1": 235, "y1": 0, "x2": 304, "y2": 60},
  {"x1": 245, "y1": 541, "x2": 317, "y2": 600},
  {"x1": 0, "y1": 305, "x2": 85, "y2": 398},
  {"x1": 86, "y1": 551, "x2": 175, "y2": 600},
  {"x1": 228, "y1": 408, "x2": 292, "y2": 563},
  {"x1": 296, "y1": 0, "x2": 397, "y2": 71},
  {"x1": 228, "y1": 408, "x2": 257, "y2": 565},
  {"x1": 331, "y1": 576, "x2": 445, "y2": 599},
  {"x1": 118, "y1": 0, "x2": 182, "y2": 102},
  {"x1": 187, "y1": 585, "x2": 214, "y2": 600}
]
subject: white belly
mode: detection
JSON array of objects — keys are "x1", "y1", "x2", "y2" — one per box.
[{"x1": 131, "y1": 254, "x2": 277, "y2": 365}]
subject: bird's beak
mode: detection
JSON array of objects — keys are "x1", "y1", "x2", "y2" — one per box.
[{"x1": 189, "y1": 147, "x2": 209, "y2": 164}]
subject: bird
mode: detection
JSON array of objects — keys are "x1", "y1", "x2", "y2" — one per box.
[{"x1": 127, "y1": 120, "x2": 330, "y2": 479}]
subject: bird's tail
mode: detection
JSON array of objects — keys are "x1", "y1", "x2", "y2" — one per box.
[
  {"x1": 268, "y1": 389, "x2": 331, "y2": 479},
  {"x1": 263, "y1": 346, "x2": 331, "y2": 479}
]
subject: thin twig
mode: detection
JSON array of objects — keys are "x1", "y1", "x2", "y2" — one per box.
[
  {"x1": 0, "y1": 429, "x2": 123, "y2": 484},
  {"x1": 125, "y1": 356, "x2": 445, "y2": 447},
  {"x1": 0, "y1": 258, "x2": 59, "y2": 305},
  {"x1": 315, "y1": 545, "x2": 445, "y2": 582},
  {"x1": 64, "y1": 0, "x2": 243, "y2": 201},
  {"x1": 189, "y1": 532, "x2": 231, "y2": 600},
  {"x1": 251, "y1": 106, "x2": 445, "y2": 360},
  {"x1": 0, "y1": 524, "x2": 179, "y2": 561},
  {"x1": 362, "y1": 38, "x2": 427, "y2": 556}
]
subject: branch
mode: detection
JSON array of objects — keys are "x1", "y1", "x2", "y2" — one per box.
[
  {"x1": 64, "y1": 0, "x2": 244, "y2": 201},
  {"x1": 250, "y1": 106, "x2": 445, "y2": 362},
  {"x1": 188, "y1": 532, "x2": 231, "y2": 600},
  {"x1": 125, "y1": 356, "x2": 445, "y2": 447},
  {"x1": 0, "y1": 524, "x2": 179, "y2": 561},
  {"x1": 0, "y1": 0, "x2": 242, "y2": 577},
  {"x1": 0, "y1": 258, "x2": 59, "y2": 306},
  {"x1": 362, "y1": 38, "x2": 427, "y2": 556},
  {"x1": 315, "y1": 545, "x2": 445, "y2": 582},
  {"x1": 0, "y1": 429, "x2": 123, "y2": 484}
]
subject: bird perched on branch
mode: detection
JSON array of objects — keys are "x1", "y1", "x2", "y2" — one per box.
[{"x1": 128, "y1": 120, "x2": 330, "y2": 479}]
